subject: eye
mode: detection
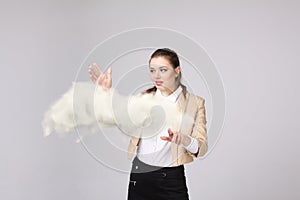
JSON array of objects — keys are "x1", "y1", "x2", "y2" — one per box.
[
  {"x1": 150, "y1": 69, "x2": 155, "y2": 73},
  {"x1": 160, "y1": 69, "x2": 167, "y2": 72}
]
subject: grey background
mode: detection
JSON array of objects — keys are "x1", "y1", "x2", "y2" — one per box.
[{"x1": 0, "y1": 0, "x2": 299, "y2": 199}]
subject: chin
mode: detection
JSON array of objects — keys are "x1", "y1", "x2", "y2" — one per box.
[{"x1": 156, "y1": 85, "x2": 164, "y2": 90}]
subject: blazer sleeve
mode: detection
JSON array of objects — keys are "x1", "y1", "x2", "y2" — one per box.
[{"x1": 187, "y1": 96, "x2": 208, "y2": 158}]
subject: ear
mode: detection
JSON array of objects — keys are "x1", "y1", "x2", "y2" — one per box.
[{"x1": 175, "y1": 66, "x2": 181, "y2": 76}]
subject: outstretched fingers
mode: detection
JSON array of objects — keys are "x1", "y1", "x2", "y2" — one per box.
[
  {"x1": 106, "y1": 67, "x2": 112, "y2": 80},
  {"x1": 160, "y1": 128, "x2": 183, "y2": 145},
  {"x1": 88, "y1": 63, "x2": 107, "y2": 85},
  {"x1": 160, "y1": 128, "x2": 174, "y2": 142},
  {"x1": 88, "y1": 64, "x2": 100, "y2": 83},
  {"x1": 93, "y1": 63, "x2": 103, "y2": 75}
]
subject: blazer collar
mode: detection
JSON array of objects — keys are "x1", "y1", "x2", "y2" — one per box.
[
  {"x1": 155, "y1": 85, "x2": 182, "y2": 103},
  {"x1": 177, "y1": 90, "x2": 189, "y2": 112}
]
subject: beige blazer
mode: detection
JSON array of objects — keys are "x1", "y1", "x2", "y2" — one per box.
[{"x1": 127, "y1": 89, "x2": 208, "y2": 166}]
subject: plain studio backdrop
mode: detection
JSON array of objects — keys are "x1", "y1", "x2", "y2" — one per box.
[{"x1": 0, "y1": 0, "x2": 299, "y2": 200}]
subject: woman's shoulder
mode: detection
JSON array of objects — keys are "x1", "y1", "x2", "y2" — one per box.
[
  {"x1": 186, "y1": 90, "x2": 205, "y2": 106},
  {"x1": 186, "y1": 90, "x2": 205, "y2": 101}
]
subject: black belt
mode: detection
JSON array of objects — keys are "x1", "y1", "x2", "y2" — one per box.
[{"x1": 131, "y1": 156, "x2": 184, "y2": 174}]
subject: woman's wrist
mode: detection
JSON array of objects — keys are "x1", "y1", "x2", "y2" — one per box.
[
  {"x1": 182, "y1": 135, "x2": 192, "y2": 147},
  {"x1": 183, "y1": 136, "x2": 199, "y2": 154}
]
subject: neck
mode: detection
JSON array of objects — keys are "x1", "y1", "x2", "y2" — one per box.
[{"x1": 160, "y1": 84, "x2": 180, "y2": 96}]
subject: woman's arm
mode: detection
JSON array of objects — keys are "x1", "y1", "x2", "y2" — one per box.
[
  {"x1": 160, "y1": 96, "x2": 208, "y2": 157},
  {"x1": 42, "y1": 63, "x2": 184, "y2": 139},
  {"x1": 42, "y1": 63, "x2": 114, "y2": 136},
  {"x1": 189, "y1": 97, "x2": 208, "y2": 157}
]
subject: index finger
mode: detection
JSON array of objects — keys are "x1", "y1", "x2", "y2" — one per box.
[
  {"x1": 92, "y1": 63, "x2": 103, "y2": 74},
  {"x1": 168, "y1": 128, "x2": 174, "y2": 137}
]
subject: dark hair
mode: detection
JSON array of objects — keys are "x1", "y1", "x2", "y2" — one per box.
[{"x1": 142, "y1": 48, "x2": 187, "y2": 98}]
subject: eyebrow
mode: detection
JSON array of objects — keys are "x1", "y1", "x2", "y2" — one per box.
[{"x1": 149, "y1": 65, "x2": 168, "y2": 69}]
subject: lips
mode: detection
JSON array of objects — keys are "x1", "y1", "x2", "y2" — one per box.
[{"x1": 155, "y1": 81, "x2": 163, "y2": 86}]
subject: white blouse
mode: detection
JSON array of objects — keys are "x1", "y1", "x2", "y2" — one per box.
[{"x1": 137, "y1": 86, "x2": 198, "y2": 167}]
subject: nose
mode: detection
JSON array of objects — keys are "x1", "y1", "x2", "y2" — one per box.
[{"x1": 154, "y1": 70, "x2": 161, "y2": 79}]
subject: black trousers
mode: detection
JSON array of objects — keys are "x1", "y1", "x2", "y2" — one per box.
[{"x1": 127, "y1": 156, "x2": 189, "y2": 200}]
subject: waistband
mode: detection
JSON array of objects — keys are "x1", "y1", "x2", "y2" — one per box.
[{"x1": 131, "y1": 156, "x2": 184, "y2": 174}]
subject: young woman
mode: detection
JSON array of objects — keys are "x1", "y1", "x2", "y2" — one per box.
[{"x1": 88, "y1": 48, "x2": 208, "y2": 200}]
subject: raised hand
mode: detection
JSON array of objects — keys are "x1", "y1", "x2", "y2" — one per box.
[
  {"x1": 160, "y1": 128, "x2": 191, "y2": 146},
  {"x1": 88, "y1": 63, "x2": 112, "y2": 91}
]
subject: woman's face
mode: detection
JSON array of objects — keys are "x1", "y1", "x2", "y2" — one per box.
[{"x1": 149, "y1": 56, "x2": 180, "y2": 96}]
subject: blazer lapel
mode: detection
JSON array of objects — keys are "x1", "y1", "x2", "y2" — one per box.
[
  {"x1": 172, "y1": 91, "x2": 189, "y2": 165},
  {"x1": 177, "y1": 90, "x2": 189, "y2": 113},
  {"x1": 177, "y1": 91, "x2": 191, "y2": 135}
]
